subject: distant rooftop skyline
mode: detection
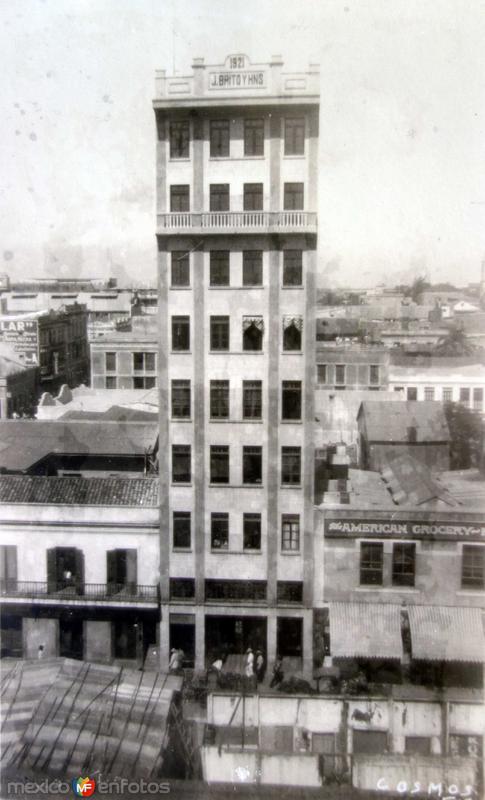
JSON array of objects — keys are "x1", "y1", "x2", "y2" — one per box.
[{"x1": 2, "y1": 0, "x2": 485, "y2": 287}]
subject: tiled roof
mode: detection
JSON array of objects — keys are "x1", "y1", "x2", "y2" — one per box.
[
  {"x1": 0, "y1": 420, "x2": 158, "y2": 472},
  {"x1": 358, "y1": 400, "x2": 450, "y2": 442},
  {"x1": 0, "y1": 475, "x2": 159, "y2": 505}
]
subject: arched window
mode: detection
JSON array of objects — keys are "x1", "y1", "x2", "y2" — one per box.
[
  {"x1": 283, "y1": 317, "x2": 302, "y2": 351},
  {"x1": 243, "y1": 318, "x2": 264, "y2": 351}
]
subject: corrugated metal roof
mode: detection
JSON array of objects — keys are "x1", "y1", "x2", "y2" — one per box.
[
  {"x1": 358, "y1": 401, "x2": 450, "y2": 442},
  {"x1": 381, "y1": 454, "x2": 458, "y2": 507},
  {"x1": 408, "y1": 606, "x2": 485, "y2": 663},
  {"x1": 0, "y1": 475, "x2": 159, "y2": 506},
  {"x1": 329, "y1": 603, "x2": 403, "y2": 659},
  {"x1": 0, "y1": 420, "x2": 158, "y2": 471}
]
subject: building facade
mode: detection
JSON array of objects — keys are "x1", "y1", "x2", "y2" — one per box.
[
  {"x1": 389, "y1": 361, "x2": 485, "y2": 415},
  {"x1": 90, "y1": 316, "x2": 158, "y2": 389},
  {"x1": 0, "y1": 476, "x2": 159, "y2": 665},
  {"x1": 316, "y1": 343, "x2": 390, "y2": 391},
  {"x1": 0, "y1": 345, "x2": 39, "y2": 418},
  {"x1": 155, "y1": 54, "x2": 319, "y2": 674},
  {"x1": 0, "y1": 305, "x2": 89, "y2": 392}
]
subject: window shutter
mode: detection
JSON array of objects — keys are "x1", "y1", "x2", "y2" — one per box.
[
  {"x1": 74, "y1": 548, "x2": 85, "y2": 594},
  {"x1": 125, "y1": 549, "x2": 137, "y2": 590},
  {"x1": 47, "y1": 548, "x2": 57, "y2": 592},
  {"x1": 107, "y1": 550, "x2": 117, "y2": 588}
]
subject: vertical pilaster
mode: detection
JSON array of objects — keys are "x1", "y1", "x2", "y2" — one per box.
[
  {"x1": 195, "y1": 606, "x2": 206, "y2": 670},
  {"x1": 302, "y1": 608, "x2": 314, "y2": 680},
  {"x1": 267, "y1": 239, "x2": 280, "y2": 608},
  {"x1": 303, "y1": 240, "x2": 316, "y2": 609},
  {"x1": 159, "y1": 604, "x2": 170, "y2": 672},
  {"x1": 267, "y1": 611, "x2": 277, "y2": 671},
  {"x1": 158, "y1": 239, "x2": 170, "y2": 605},
  {"x1": 193, "y1": 244, "x2": 205, "y2": 605}
]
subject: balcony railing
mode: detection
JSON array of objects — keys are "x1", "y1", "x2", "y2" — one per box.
[
  {"x1": 157, "y1": 211, "x2": 317, "y2": 233},
  {"x1": 0, "y1": 580, "x2": 159, "y2": 604}
]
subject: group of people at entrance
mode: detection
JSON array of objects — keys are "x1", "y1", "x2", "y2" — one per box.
[{"x1": 210, "y1": 647, "x2": 285, "y2": 689}]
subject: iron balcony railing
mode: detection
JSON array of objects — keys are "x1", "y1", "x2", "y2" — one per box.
[
  {"x1": 0, "y1": 580, "x2": 159, "y2": 604},
  {"x1": 157, "y1": 210, "x2": 317, "y2": 232}
]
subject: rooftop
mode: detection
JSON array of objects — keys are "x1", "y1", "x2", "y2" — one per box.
[
  {"x1": 0, "y1": 475, "x2": 159, "y2": 506},
  {"x1": 358, "y1": 400, "x2": 450, "y2": 442},
  {"x1": 0, "y1": 419, "x2": 159, "y2": 472}
]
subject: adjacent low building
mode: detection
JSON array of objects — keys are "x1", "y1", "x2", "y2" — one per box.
[
  {"x1": 316, "y1": 343, "x2": 390, "y2": 391},
  {"x1": 0, "y1": 475, "x2": 160, "y2": 666},
  {"x1": 357, "y1": 400, "x2": 451, "y2": 472},
  {"x1": 0, "y1": 419, "x2": 159, "y2": 476}
]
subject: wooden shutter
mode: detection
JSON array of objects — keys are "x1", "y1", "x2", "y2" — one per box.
[
  {"x1": 107, "y1": 550, "x2": 117, "y2": 588},
  {"x1": 0, "y1": 546, "x2": 17, "y2": 589},
  {"x1": 74, "y1": 548, "x2": 85, "y2": 594},
  {"x1": 47, "y1": 548, "x2": 57, "y2": 592},
  {"x1": 125, "y1": 549, "x2": 137, "y2": 591}
]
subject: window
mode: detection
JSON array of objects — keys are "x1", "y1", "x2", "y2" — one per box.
[
  {"x1": 107, "y1": 549, "x2": 137, "y2": 592},
  {"x1": 105, "y1": 376, "x2": 116, "y2": 389},
  {"x1": 462, "y1": 545, "x2": 484, "y2": 589},
  {"x1": 281, "y1": 446, "x2": 301, "y2": 485},
  {"x1": 210, "y1": 119, "x2": 230, "y2": 157},
  {"x1": 424, "y1": 387, "x2": 435, "y2": 401},
  {"x1": 335, "y1": 365, "x2": 346, "y2": 386},
  {"x1": 170, "y1": 578, "x2": 195, "y2": 599},
  {"x1": 171, "y1": 251, "x2": 190, "y2": 287},
  {"x1": 243, "y1": 317, "x2": 263, "y2": 351},
  {"x1": 172, "y1": 316, "x2": 190, "y2": 351},
  {"x1": 473, "y1": 387, "x2": 483, "y2": 410},
  {"x1": 282, "y1": 380, "x2": 302, "y2": 420},
  {"x1": 210, "y1": 316, "x2": 229, "y2": 351},
  {"x1": 360, "y1": 542, "x2": 383, "y2": 585},
  {"x1": 243, "y1": 514, "x2": 261, "y2": 550},
  {"x1": 406, "y1": 737, "x2": 431, "y2": 755},
  {"x1": 242, "y1": 251, "x2": 263, "y2": 286},
  {"x1": 353, "y1": 730, "x2": 388, "y2": 755},
  {"x1": 283, "y1": 318, "x2": 302, "y2": 351},
  {"x1": 284, "y1": 117, "x2": 305, "y2": 155},
  {"x1": 243, "y1": 183, "x2": 263, "y2": 211},
  {"x1": 282, "y1": 515, "x2": 300, "y2": 551},
  {"x1": 205, "y1": 579, "x2": 266, "y2": 601},
  {"x1": 210, "y1": 184, "x2": 229, "y2": 211},
  {"x1": 317, "y1": 365, "x2": 327, "y2": 384},
  {"x1": 133, "y1": 352, "x2": 156, "y2": 372},
  {"x1": 443, "y1": 387, "x2": 453, "y2": 402},
  {"x1": 173, "y1": 512, "x2": 191, "y2": 549},
  {"x1": 172, "y1": 445, "x2": 191, "y2": 483},
  {"x1": 283, "y1": 251, "x2": 303, "y2": 286},
  {"x1": 170, "y1": 185, "x2": 190, "y2": 212},
  {"x1": 284, "y1": 182, "x2": 304, "y2": 210},
  {"x1": 459, "y1": 387, "x2": 470, "y2": 405},
  {"x1": 105, "y1": 352, "x2": 116, "y2": 372},
  {"x1": 169, "y1": 120, "x2": 189, "y2": 158},
  {"x1": 133, "y1": 376, "x2": 156, "y2": 389},
  {"x1": 211, "y1": 513, "x2": 229, "y2": 549},
  {"x1": 171, "y1": 380, "x2": 191, "y2": 418},
  {"x1": 243, "y1": 446, "x2": 262, "y2": 484},
  {"x1": 369, "y1": 365, "x2": 380, "y2": 385},
  {"x1": 210, "y1": 251, "x2": 230, "y2": 286},
  {"x1": 244, "y1": 118, "x2": 264, "y2": 156},
  {"x1": 210, "y1": 445, "x2": 229, "y2": 484},
  {"x1": 243, "y1": 380, "x2": 262, "y2": 419},
  {"x1": 392, "y1": 543, "x2": 416, "y2": 587},
  {"x1": 210, "y1": 380, "x2": 229, "y2": 419},
  {"x1": 277, "y1": 581, "x2": 303, "y2": 603},
  {"x1": 407, "y1": 387, "x2": 417, "y2": 401}
]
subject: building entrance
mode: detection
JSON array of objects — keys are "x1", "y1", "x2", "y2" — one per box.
[{"x1": 205, "y1": 615, "x2": 267, "y2": 668}]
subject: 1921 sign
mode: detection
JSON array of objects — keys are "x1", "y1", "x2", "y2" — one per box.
[{"x1": 209, "y1": 54, "x2": 265, "y2": 90}]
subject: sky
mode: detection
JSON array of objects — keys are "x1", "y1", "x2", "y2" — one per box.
[{"x1": 1, "y1": 0, "x2": 485, "y2": 288}]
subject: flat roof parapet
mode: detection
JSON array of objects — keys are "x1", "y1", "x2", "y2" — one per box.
[{"x1": 154, "y1": 53, "x2": 320, "y2": 107}]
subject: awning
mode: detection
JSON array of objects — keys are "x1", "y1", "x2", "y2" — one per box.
[
  {"x1": 408, "y1": 606, "x2": 485, "y2": 663},
  {"x1": 329, "y1": 603, "x2": 403, "y2": 659}
]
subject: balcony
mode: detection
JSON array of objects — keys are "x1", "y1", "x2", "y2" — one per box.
[
  {"x1": 0, "y1": 580, "x2": 159, "y2": 607},
  {"x1": 157, "y1": 210, "x2": 317, "y2": 235}
]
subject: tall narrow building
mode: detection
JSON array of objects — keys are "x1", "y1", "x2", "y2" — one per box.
[{"x1": 154, "y1": 54, "x2": 319, "y2": 675}]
